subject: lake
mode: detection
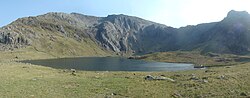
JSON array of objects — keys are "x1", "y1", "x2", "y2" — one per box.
[{"x1": 21, "y1": 57, "x2": 195, "y2": 71}]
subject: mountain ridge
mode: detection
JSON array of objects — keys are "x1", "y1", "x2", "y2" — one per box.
[{"x1": 0, "y1": 10, "x2": 250, "y2": 56}]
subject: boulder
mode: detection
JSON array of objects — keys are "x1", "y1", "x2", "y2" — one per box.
[
  {"x1": 144, "y1": 75, "x2": 175, "y2": 82},
  {"x1": 144, "y1": 75, "x2": 154, "y2": 80}
]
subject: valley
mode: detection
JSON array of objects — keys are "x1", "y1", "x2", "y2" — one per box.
[{"x1": 0, "y1": 10, "x2": 250, "y2": 97}]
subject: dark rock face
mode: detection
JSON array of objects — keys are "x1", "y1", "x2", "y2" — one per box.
[
  {"x1": 0, "y1": 32, "x2": 28, "y2": 45},
  {"x1": 1, "y1": 10, "x2": 250, "y2": 55},
  {"x1": 94, "y1": 15, "x2": 178, "y2": 54},
  {"x1": 0, "y1": 27, "x2": 30, "y2": 50}
]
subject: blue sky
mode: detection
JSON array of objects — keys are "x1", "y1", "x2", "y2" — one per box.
[{"x1": 1, "y1": 0, "x2": 250, "y2": 28}]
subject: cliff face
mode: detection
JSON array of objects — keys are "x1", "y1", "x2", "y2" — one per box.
[
  {"x1": 1, "y1": 10, "x2": 250, "y2": 55},
  {"x1": 94, "y1": 14, "x2": 176, "y2": 54}
]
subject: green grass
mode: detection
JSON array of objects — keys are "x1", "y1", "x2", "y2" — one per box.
[
  {"x1": 0, "y1": 61, "x2": 249, "y2": 97},
  {"x1": 142, "y1": 51, "x2": 249, "y2": 67},
  {"x1": 0, "y1": 49, "x2": 54, "y2": 61},
  {"x1": 0, "y1": 50, "x2": 249, "y2": 97}
]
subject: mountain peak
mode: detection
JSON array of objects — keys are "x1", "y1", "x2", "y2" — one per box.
[
  {"x1": 227, "y1": 10, "x2": 249, "y2": 18},
  {"x1": 107, "y1": 14, "x2": 130, "y2": 18}
]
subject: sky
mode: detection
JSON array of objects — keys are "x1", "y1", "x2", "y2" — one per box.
[{"x1": 1, "y1": 0, "x2": 250, "y2": 28}]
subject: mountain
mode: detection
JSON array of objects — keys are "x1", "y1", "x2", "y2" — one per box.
[
  {"x1": 0, "y1": 12, "x2": 109, "y2": 56},
  {"x1": 1, "y1": 10, "x2": 250, "y2": 56},
  {"x1": 200, "y1": 10, "x2": 250, "y2": 54},
  {"x1": 176, "y1": 10, "x2": 250, "y2": 55}
]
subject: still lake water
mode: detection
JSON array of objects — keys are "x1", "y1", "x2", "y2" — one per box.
[{"x1": 21, "y1": 57, "x2": 195, "y2": 71}]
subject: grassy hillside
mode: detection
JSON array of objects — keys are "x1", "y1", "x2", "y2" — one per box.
[
  {"x1": 30, "y1": 35, "x2": 110, "y2": 57},
  {"x1": 0, "y1": 13, "x2": 113, "y2": 58}
]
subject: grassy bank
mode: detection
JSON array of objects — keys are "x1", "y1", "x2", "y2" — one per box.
[
  {"x1": 142, "y1": 51, "x2": 250, "y2": 67},
  {"x1": 0, "y1": 61, "x2": 250, "y2": 97},
  {"x1": 0, "y1": 51, "x2": 250, "y2": 97}
]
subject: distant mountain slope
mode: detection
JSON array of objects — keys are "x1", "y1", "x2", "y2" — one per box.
[
  {"x1": 0, "y1": 12, "x2": 109, "y2": 56},
  {"x1": 177, "y1": 10, "x2": 250, "y2": 54},
  {"x1": 200, "y1": 10, "x2": 250, "y2": 54},
  {"x1": 1, "y1": 10, "x2": 250, "y2": 56}
]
